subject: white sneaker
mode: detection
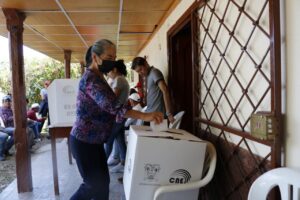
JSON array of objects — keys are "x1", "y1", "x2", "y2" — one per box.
[
  {"x1": 34, "y1": 138, "x2": 41, "y2": 143},
  {"x1": 110, "y1": 163, "x2": 124, "y2": 173},
  {"x1": 107, "y1": 157, "x2": 120, "y2": 166}
]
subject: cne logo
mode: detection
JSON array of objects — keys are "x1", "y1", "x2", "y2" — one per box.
[
  {"x1": 62, "y1": 85, "x2": 75, "y2": 95},
  {"x1": 169, "y1": 169, "x2": 191, "y2": 184}
]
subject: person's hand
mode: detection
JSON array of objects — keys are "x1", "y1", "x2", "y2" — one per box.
[
  {"x1": 168, "y1": 114, "x2": 175, "y2": 124},
  {"x1": 144, "y1": 112, "x2": 163, "y2": 124}
]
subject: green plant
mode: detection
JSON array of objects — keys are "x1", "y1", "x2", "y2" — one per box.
[{"x1": 0, "y1": 57, "x2": 81, "y2": 105}]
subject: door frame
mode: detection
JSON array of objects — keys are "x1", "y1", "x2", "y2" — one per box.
[{"x1": 167, "y1": 1, "x2": 201, "y2": 133}]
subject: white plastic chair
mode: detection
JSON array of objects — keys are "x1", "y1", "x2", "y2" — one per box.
[
  {"x1": 248, "y1": 167, "x2": 300, "y2": 200},
  {"x1": 153, "y1": 141, "x2": 217, "y2": 200},
  {"x1": 169, "y1": 111, "x2": 185, "y2": 129}
]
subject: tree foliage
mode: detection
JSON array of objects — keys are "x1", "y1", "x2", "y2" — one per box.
[
  {"x1": 0, "y1": 57, "x2": 81, "y2": 105},
  {"x1": 0, "y1": 61, "x2": 11, "y2": 93}
]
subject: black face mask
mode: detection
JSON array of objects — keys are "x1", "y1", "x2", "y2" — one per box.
[{"x1": 98, "y1": 60, "x2": 116, "y2": 73}]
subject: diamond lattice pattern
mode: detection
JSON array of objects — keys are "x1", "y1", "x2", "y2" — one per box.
[{"x1": 198, "y1": 0, "x2": 271, "y2": 133}]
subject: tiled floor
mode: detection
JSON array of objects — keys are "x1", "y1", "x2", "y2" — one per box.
[{"x1": 0, "y1": 139, "x2": 125, "y2": 200}]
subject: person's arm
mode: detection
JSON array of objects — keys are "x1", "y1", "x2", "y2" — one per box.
[
  {"x1": 1, "y1": 112, "x2": 14, "y2": 127},
  {"x1": 113, "y1": 87, "x2": 121, "y2": 97},
  {"x1": 87, "y1": 77, "x2": 163, "y2": 124},
  {"x1": 125, "y1": 117, "x2": 134, "y2": 127},
  {"x1": 89, "y1": 84, "x2": 162, "y2": 124},
  {"x1": 157, "y1": 80, "x2": 175, "y2": 123},
  {"x1": 124, "y1": 109, "x2": 163, "y2": 124},
  {"x1": 40, "y1": 89, "x2": 45, "y2": 100},
  {"x1": 27, "y1": 118, "x2": 34, "y2": 124}
]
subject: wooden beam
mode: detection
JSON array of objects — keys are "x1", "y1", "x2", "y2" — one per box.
[
  {"x1": 2, "y1": 8, "x2": 33, "y2": 193},
  {"x1": 136, "y1": 0, "x2": 181, "y2": 55},
  {"x1": 64, "y1": 50, "x2": 72, "y2": 78}
]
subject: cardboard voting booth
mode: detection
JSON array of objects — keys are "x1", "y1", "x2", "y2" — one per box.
[
  {"x1": 124, "y1": 126, "x2": 207, "y2": 200},
  {"x1": 47, "y1": 79, "x2": 79, "y2": 126}
]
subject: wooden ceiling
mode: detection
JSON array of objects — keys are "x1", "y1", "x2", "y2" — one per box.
[{"x1": 0, "y1": 0, "x2": 177, "y2": 63}]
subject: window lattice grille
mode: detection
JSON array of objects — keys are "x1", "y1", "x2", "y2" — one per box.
[
  {"x1": 198, "y1": 0, "x2": 271, "y2": 133},
  {"x1": 193, "y1": 0, "x2": 280, "y2": 198}
]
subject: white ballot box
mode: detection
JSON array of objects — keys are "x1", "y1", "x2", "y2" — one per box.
[
  {"x1": 124, "y1": 126, "x2": 207, "y2": 200},
  {"x1": 47, "y1": 79, "x2": 79, "y2": 126}
]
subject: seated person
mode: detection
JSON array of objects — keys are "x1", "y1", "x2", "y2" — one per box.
[
  {"x1": 27, "y1": 103, "x2": 45, "y2": 135},
  {"x1": 0, "y1": 95, "x2": 14, "y2": 128},
  {"x1": 0, "y1": 95, "x2": 35, "y2": 146},
  {"x1": 125, "y1": 93, "x2": 143, "y2": 128},
  {"x1": 0, "y1": 116, "x2": 15, "y2": 155},
  {"x1": 27, "y1": 103, "x2": 45, "y2": 123}
]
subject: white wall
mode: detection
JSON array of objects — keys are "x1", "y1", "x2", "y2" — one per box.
[
  {"x1": 138, "y1": 0, "x2": 195, "y2": 81},
  {"x1": 285, "y1": 0, "x2": 300, "y2": 169}
]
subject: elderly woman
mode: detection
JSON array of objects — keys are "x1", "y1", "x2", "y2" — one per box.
[{"x1": 69, "y1": 39, "x2": 163, "y2": 200}]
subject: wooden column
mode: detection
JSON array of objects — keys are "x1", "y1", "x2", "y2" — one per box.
[
  {"x1": 64, "y1": 50, "x2": 71, "y2": 78},
  {"x1": 269, "y1": 0, "x2": 282, "y2": 169},
  {"x1": 3, "y1": 8, "x2": 33, "y2": 193},
  {"x1": 80, "y1": 61, "x2": 85, "y2": 76}
]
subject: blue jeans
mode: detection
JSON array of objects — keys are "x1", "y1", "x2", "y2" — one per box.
[
  {"x1": 1, "y1": 127, "x2": 14, "y2": 149},
  {"x1": 27, "y1": 121, "x2": 42, "y2": 139},
  {"x1": 39, "y1": 100, "x2": 48, "y2": 117},
  {"x1": 70, "y1": 136, "x2": 110, "y2": 200},
  {"x1": 1, "y1": 127, "x2": 14, "y2": 137},
  {"x1": 111, "y1": 140, "x2": 120, "y2": 159},
  {"x1": 104, "y1": 121, "x2": 127, "y2": 161},
  {"x1": 0, "y1": 132, "x2": 8, "y2": 158},
  {"x1": 0, "y1": 131, "x2": 13, "y2": 158}
]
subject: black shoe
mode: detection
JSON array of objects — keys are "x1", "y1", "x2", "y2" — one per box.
[{"x1": 4, "y1": 150, "x2": 12, "y2": 157}]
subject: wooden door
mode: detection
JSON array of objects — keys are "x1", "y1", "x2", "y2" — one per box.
[{"x1": 168, "y1": 20, "x2": 193, "y2": 133}]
